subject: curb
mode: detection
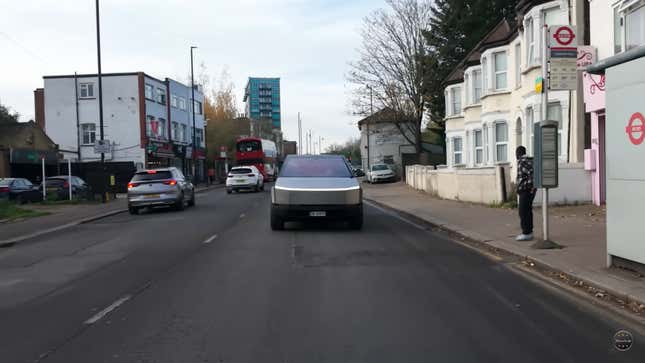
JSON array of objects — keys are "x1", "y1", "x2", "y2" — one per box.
[
  {"x1": 0, "y1": 185, "x2": 223, "y2": 247},
  {"x1": 364, "y1": 196, "x2": 645, "y2": 314}
]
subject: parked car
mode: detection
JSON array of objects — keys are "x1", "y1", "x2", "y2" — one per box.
[
  {"x1": 367, "y1": 164, "x2": 396, "y2": 183},
  {"x1": 126, "y1": 167, "x2": 195, "y2": 214},
  {"x1": 40, "y1": 176, "x2": 92, "y2": 200},
  {"x1": 270, "y1": 155, "x2": 362, "y2": 230},
  {"x1": 226, "y1": 166, "x2": 264, "y2": 194},
  {"x1": 0, "y1": 178, "x2": 42, "y2": 203},
  {"x1": 352, "y1": 167, "x2": 365, "y2": 177}
]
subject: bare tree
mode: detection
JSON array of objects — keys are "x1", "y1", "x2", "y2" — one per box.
[{"x1": 347, "y1": 0, "x2": 431, "y2": 154}]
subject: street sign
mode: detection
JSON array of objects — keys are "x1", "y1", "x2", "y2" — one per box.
[
  {"x1": 548, "y1": 25, "x2": 578, "y2": 91},
  {"x1": 535, "y1": 76, "x2": 544, "y2": 94},
  {"x1": 94, "y1": 140, "x2": 111, "y2": 154},
  {"x1": 577, "y1": 46, "x2": 596, "y2": 70}
]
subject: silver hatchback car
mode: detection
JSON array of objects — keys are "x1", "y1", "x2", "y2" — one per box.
[{"x1": 127, "y1": 167, "x2": 195, "y2": 214}]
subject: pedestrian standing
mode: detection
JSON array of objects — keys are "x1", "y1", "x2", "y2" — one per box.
[{"x1": 516, "y1": 146, "x2": 536, "y2": 241}]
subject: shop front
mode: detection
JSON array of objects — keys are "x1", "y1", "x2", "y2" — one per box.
[
  {"x1": 582, "y1": 71, "x2": 606, "y2": 206},
  {"x1": 145, "y1": 141, "x2": 174, "y2": 169}
]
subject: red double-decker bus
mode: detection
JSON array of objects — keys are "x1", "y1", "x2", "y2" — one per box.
[{"x1": 236, "y1": 137, "x2": 278, "y2": 181}]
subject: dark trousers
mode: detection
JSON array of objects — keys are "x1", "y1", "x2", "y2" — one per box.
[{"x1": 518, "y1": 190, "x2": 536, "y2": 235}]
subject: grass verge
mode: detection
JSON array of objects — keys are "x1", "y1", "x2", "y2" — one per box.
[{"x1": 0, "y1": 201, "x2": 50, "y2": 222}]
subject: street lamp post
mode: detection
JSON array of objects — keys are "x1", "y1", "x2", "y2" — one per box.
[
  {"x1": 366, "y1": 85, "x2": 373, "y2": 173},
  {"x1": 95, "y1": 0, "x2": 105, "y2": 164},
  {"x1": 190, "y1": 46, "x2": 197, "y2": 179}
]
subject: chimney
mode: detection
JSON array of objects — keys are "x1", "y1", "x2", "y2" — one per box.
[{"x1": 34, "y1": 88, "x2": 45, "y2": 130}]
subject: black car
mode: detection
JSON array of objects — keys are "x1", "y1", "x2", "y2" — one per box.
[
  {"x1": 41, "y1": 176, "x2": 92, "y2": 200},
  {"x1": 0, "y1": 178, "x2": 43, "y2": 204}
]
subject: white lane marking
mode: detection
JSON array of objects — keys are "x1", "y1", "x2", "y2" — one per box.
[
  {"x1": 239, "y1": 213, "x2": 246, "y2": 218},
  {"x1": 203, "y1": 234, "x2": 218, "y2": 244},
  {"x1": 363, "y1": 200, "x2": 426, "y2": 230},
  {"x1": 84, "y1": 295, "x2": 131, "y2": 325}
]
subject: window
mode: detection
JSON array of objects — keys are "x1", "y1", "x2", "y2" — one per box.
[
  {"x1": 145, "y1": 84, "x2": 154, "y2": 100},
  {"x1": 464, "y1": 74, "x2": 470, "y2": 104},
  {"x1": 495, "y1": 122, "x2": 508, "y2": 162},
  {"x1": 474, "y1": 130, "x2": 483, "y2": 164},
  {"x1": 482, "y1": 58, "x2": 488, "y2": 95},
  {"x1": 280, "y1": 156, "x2": 352, "y2": 178},
  {"x1": 526, "y1": 107, "x2": 534, "y2": 155},
  {"x1": 483, "y1": 124, "x2": 489, "y2": 164},
  {"x1": 547, "y1": 103, "x2": 563, "y2": 155},
  {"x1": 181, "y1": 124, "x2": 188, "y2": 142},
  {"x1": 615, "y1": 6, "x2": 624, "y2": 54},
  {"x1": 450, "y1": 87, "x2": 461, "y2": 115},
  {"x1": 494, "y1": 51, "x2": 507, "y2": 90},
  {"x1": 472, "y1": 70, "x2": 482, "y2": 103},
  {"x1": 626, "y1": 5, "x2": 645, "y2": 50},
  {"x1": 79, "y1": 83, "x2": 94, "y2": 99},
  {"x1": 147, "y1": 116, "x2": 166, "y2": 139},
  {"x1": 171, "y1": 94, "x2": 178, "y2": 108},
  {"x1": 178, "y1": 97, "x2": 187, "y2": 110},
  {"x1": 196, "y1": 129, "x2": 204, "y2": 147},
  {"x1": 172, "y1": 122, "x2": 179, "y2": 140},
  {"x1": 453, "y1": 137, "x2": 463, "y2": 165},
  {"x1": 383, "y1": 155, "x2": 394, "y2": 164},
  {"x1": 514, "y1": 43, "x2": 521, "y2": 88},
  {"x1": 155, "y1": 88, "x2": 166, "y2": 105},
  {"x1": 194, "y1": 100, "x2": 203, "y2": 115},
  {"x1": 81, "y1": 124, "x2": 96, "y2": 145},
  {"x1": 445, "y1": 90, "x2": 450, "y2": 116},
  {"x1": 526, "y1": 18, "x2": 535, "y2": 64}
]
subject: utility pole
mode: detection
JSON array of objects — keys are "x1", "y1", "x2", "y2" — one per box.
[
  {"x1": 541, "y1": 24, "x2": 550, "y2": 242},
  {"x1": 318, "y1": 135, "x2": 322, "y2": 154},
  {"x1": 95, "y1": 0, "x2": 105, "y2": 164},
  {"x1": 298, "y1": 112, "x2": 302, "y2": 155},
  {"x1": 190, "y1": 46, "x2": 197, "y2": 179},
  {"x1": 366, "y1": 85, "x2": 373, "y2": 172}
]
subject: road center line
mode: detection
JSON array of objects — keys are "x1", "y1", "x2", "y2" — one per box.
[
  {"x1": 203, "y1": 234, "x2": 218, "y2": 244},
  {"x1": 84, "y1": 295, "x2": 132, "y2": 325}
]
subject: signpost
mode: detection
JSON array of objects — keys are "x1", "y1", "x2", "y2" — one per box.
[
  {"x1": 533, "y1": 24, "x2": 577, "y2": 248},
  {"x1": 94, "y1": 139, "x2": 111, "y2": 154}
]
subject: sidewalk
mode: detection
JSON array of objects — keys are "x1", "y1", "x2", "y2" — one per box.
[
  {"x1": 0, "y1": 183, "x2": 222, "y2": 246},
  {"x1": 363, "y1": 182, "x2": 645, "y2": 309}
]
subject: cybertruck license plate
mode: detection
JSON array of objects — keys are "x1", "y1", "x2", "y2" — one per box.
[{"x1": 309, "y1": 211, "x2": 326, "y2": 217}]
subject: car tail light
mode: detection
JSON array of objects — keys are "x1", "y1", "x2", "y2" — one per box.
[
  {"x1": 127, "y1": 182, "x2": 137, "y2": 189},
  {"x1": 63, "y1": 181, "x2": 69, "y2": 188},
  {"x1": 0, "y1": 187, "x2": 9, "y2": 192},
  {"x1": 163, "y1": 180, "x2": 177, "y2": 186},
  {"x1": 247, "y1": 173, "x2": 254, "y2": 177},
  {"x1": 146, "y1": 170, "x2": 157, "y2": 174}
]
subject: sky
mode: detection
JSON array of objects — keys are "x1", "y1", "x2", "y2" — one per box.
[{"x1": 0, "y1": 0, "x2": 384, "y2": 149}]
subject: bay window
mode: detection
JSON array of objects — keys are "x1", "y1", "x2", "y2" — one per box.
[
  {"x1": 482, "y1": 58, "x2": 488, "y2": 95},
  {"x1": 495, "y1": 122, "x2": 508, "y2": 162},
  {"x1": 514, "y1": 43, "x2": 521, "y2": 88},
  {"x1": 473, "y1": 70, "x2": 482, "y2": 103},
  {"x1": 494, "y1": 51, "x2": 507, "y2": 90},
  {"x1": 526, "y1": 18, "x2": 535, "y2": 64},
  {"x1": 453, "y1": 137, "x2": 463, "y2": 165},
  {"x1": 451, "y1": 87, "x2": 462, "y2": 115},
  {"x1": 626, "y1": 4, "x2": 645, "y2": 50},
  {"x1": 483, "y1": 125, "x2": 489, "y2": 164},
  {"x1": 474, "y1": 129, "x2": 483, "y2": 165}
]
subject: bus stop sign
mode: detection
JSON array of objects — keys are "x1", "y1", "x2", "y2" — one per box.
[{"x1": 626, "y1": 112, "x2": 645, "y2": 145}]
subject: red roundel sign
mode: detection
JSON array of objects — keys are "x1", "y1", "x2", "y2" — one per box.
[
  {"x1": 553, "y1": 26, "x2": 575, "y2": 46},
  {"x1": 626, "y1": 112, "x2": 645, "y2": 146}
]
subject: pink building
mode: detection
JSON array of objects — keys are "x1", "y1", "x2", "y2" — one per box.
[{"x1": 583, "y1": 71, "x2": 606, "y2": 206}]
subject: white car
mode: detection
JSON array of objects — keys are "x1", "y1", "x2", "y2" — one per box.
[
  {"x1": 226, "y1": 166, "x2": 264, "y2": 193},
  {"x1": 368, "y1": 164, "x2": 396, "y2": 183}
]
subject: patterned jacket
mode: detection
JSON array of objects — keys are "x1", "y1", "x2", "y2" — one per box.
[{"x1": 516, "y1": 155, "x2": 534, "y2": 192}]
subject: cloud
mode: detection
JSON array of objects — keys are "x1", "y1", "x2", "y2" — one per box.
[{"x1": 0, "y1": 0, "x2": 382, "y2": 146}]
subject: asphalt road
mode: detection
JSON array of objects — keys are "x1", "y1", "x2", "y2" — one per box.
[{"x1": 0, "y1": 187, "x2": 643, "y2": 363}]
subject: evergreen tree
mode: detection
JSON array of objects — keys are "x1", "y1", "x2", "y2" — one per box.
[
  {"x1": 0, "y1": 103, "x2": 19, "y2": 124},
  {"x1": 422, "y1": 0, "x2": 519, "y2": 140}
]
